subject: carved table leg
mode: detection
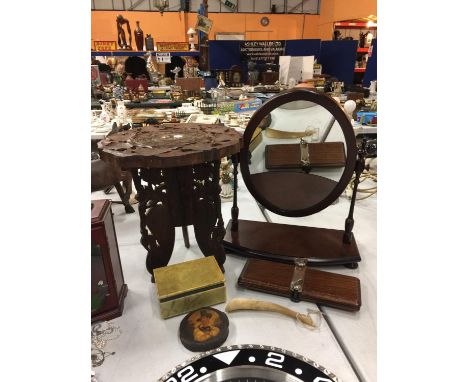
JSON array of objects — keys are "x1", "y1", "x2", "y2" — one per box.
[
  {"x1": 193, "y1": 160, "x2": 226, "y2": 272},
  {"x1": 132, "y1": 168, "x2": 176, "y2": 282},
  {"x1": 122, "y1": 172, "x2": 134, "y2": 212},
  {"x1": 114, "y1": 181, "x2": 135, "y2": 213},
  {"x1": 182, "y1": 226, "x2": 190, "y2": 248}
]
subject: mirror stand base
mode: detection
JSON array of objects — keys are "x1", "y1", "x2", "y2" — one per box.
[{"x1": 223, "y1": 219, "x2": 361, "y2": 266}]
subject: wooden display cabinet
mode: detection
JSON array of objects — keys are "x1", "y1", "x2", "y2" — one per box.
[{"x1": 91, "y1": 199, "x2": 127, "y2": 323}]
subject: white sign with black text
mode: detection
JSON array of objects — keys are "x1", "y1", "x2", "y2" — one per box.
[{"x1": 156, "y1": 52, "x2": 171, "y2": 63}]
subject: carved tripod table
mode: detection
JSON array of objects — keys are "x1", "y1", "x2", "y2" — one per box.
[{"x1": 99, "y1": 123, "x2": 242, "y2": 282}]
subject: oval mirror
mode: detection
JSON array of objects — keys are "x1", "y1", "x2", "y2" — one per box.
[{"x1": 240, "y1": 89, "x2": 357, "y2": 217}]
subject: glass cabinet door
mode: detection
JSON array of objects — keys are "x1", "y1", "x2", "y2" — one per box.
[{"x1": 91, "y1": 227, "x2": 117, "y2": 315}]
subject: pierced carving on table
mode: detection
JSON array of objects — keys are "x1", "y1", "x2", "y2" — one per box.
[
  {"x1": 192, "y1": 161, "x2": 226, "y2": 268},
  {"x1": 132, "y1": 168, "x2": 173, "y2": 278},
  {"x1": 131, "y1": 162, "x2": 226, "y2": 280}
]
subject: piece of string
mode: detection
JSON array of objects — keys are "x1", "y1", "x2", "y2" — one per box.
[{"x1": 295, "y1": 309, "x2": 324, "y2": 331}]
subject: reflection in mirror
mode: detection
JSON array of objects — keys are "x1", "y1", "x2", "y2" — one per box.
[{"x1": 248, "y1": 100, "x2": 347, "y2": 212}]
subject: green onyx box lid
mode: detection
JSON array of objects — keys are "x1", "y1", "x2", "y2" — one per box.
[{"x1": 154, "y1": 256, "x2": 225, "y2": 302}]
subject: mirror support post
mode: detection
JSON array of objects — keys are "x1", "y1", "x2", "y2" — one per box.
[
  {"x1": 320, "y1": 116, "x2": 336, "y2": 142},
  {"x1": 343, "y1": 139, "x2": 367, "y2": 244},
  {"x1": 231, "y1": 153, "x2": 239, "y2": 231}
]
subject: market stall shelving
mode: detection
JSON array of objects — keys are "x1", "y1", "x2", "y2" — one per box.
[
  {"x1": 91, "y1": 51, "x2": 199, "y2": 57},
  {"x1": 333, "y1": 19, "x2": 377, "y2": 84},
  {"x1": 334, "y1": 21, "x2": 377, "y2": 29}
]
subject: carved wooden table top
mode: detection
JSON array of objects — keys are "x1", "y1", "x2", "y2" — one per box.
[{"x1": 98, "y1": 123, "x2": 242, "y2": 169}]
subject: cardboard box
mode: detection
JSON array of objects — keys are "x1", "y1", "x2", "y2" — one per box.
[
  {"x1": 356, "y1": 111, "x2": 377, "y2": 125},
  {"x1": 233, "y1": 98, "x2": 262, "y2": 113}
]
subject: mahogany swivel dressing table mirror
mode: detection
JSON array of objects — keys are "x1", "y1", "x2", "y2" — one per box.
[{"x1": 224, "y1": 88, "x2": 367, "y2": 269}]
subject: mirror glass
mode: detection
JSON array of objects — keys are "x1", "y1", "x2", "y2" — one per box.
[{"x1": 247, "y1": 99, "x2": 348, "y2": 212}]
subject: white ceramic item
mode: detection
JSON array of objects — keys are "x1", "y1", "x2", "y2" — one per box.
[
  {"x1": 99, "y1": 102, "x2": 112, "y2": 123},
  {"x1": 220, "y1": 182, "x2": 234, "y2": 199},
  {"x1": 288, "y1": 77, "x2": 297, "y2": 89},
  {"x1": 187, "y1": 28, "x2": 196, "y2": 52},
  {"x1": 116, "y1": 100, "x2": 127, "y2": 123},
  {"x1": 343, "y1": 100, "x2": 357, "y2": 124}
]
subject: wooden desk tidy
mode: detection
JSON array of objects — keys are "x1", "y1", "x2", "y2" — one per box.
[
  {"x1": 265, "y1": 142, "x2": 346, "y2": 170},
  {"x1": 238, "y1": 258, "x2": 361, "y2": 311}
]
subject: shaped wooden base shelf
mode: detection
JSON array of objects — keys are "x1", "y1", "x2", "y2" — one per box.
[{"x1": 223, "y1": 219, "x2": 361, "y2": 267}]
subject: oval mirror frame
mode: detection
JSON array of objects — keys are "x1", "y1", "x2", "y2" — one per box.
[{"x1": 240, "y1": 88, "x2": 358, "y2": 217}]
